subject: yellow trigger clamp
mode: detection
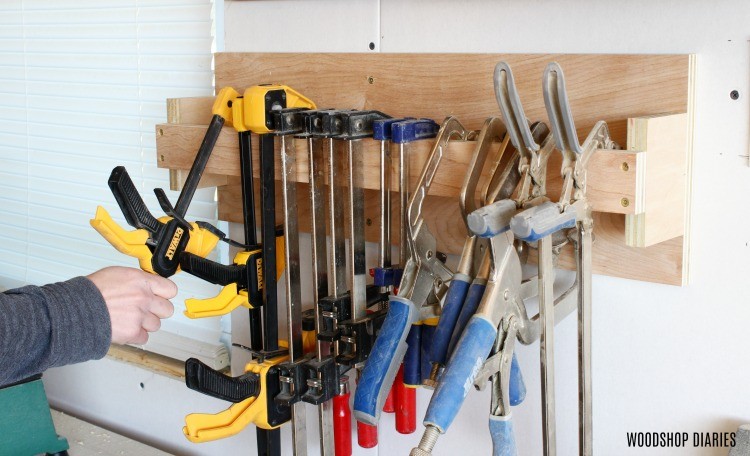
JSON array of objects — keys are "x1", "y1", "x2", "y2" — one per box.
[
  {"x1": 180, "y1": 84, "x2": 315, "y2": 319},
  {"x1": 90, "y1": 86, "x2": 243, "y2": 277}
]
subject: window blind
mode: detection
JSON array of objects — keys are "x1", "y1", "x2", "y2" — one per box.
[{"x1": 0, "y1": 0, "x2": 229, "y2": 361}]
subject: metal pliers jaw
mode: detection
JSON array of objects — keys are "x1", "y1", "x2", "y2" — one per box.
[
  {"x1": 494, "y1": 61, "x2": 556, "y2": 205},
  {"x1": 543, "y1": 62, "x2": 618, "y2": 212},
  {"x1": 401, "y1": 116, "x2": 469, "y2": 306},
  {"x1": 480, "y1": 317, "x2": 520, "y2": 417},
  {"x1": 461, "y1": 117, "x2": 511, "y2": 219}
]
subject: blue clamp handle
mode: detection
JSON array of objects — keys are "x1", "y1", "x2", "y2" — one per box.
[
  {"x1": 509, "y1": 353, "x2": 526, "y2": 406},
  {"x1": 447, "y1": 280, "x2": 486, "y2": 358},
  {"x1": 392, "y1": 118, "x2": 439, "y2": 144},
  {"x1": 489, "y1": 415, "x2": 517, "y2": 456},
  {"x1": 510, "y1": 201, "x2": 576, "y2": 242},
  {"x1": 429, "y1": 273, "x2": 471, "y2": 367},
  {"x1": 373, "y1": 117, "x2": 414, "y2": 141},
  {"x1": 404, "y1": 324, "x2": 422, "y2": 387},
  {"x1": 420, "y1": 323, "x2": 436, "y2": 383},
  {"x1": 424, "y1": 316, "x2": 526, "y2": 434},
  {"x1": 354, "y1": 295, "x2": 419, "y2": 425},
  {"x1": 372, "y1": 267, "x2": 404, "y2": 287},
  {"x1": 424, "y1": 316, "x2": 497, "y2": 432}
]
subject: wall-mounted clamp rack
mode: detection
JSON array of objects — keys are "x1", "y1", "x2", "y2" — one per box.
[{"x1": 156, "y1": 52, "x2": 694, "y2": 286}]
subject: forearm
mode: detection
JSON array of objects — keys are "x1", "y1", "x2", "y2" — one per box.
[{"x1": 0, "y1": 277, "x2": 112, "y2": 386}]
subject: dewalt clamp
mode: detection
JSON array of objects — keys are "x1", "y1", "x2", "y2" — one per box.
[
  {"x1": 89, "y1": 87, "x2": 241, "y2": 276},
  {"x1": 180, "y1": 85, "x2": 315, "y2": 320},
  {"x1": 353, "y1": 117, "x2": 467, "y2": 426},
  {"x1": 183, "y1": 353, "x2": 291, "y2": 443},
  {"x1": 177, "y1": 85, "x2": 315, "y2": 455}
]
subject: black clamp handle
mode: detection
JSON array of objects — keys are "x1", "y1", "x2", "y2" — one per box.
[{"x1": 185, "y1": 357, "x2": 260, "y2": 403}]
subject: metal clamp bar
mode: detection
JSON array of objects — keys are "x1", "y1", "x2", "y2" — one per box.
[{"x1": 305, "y1": 124, "x2": 336, "y2": 455}]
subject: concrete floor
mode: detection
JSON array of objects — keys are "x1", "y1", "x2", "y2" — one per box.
[{"x1": 51, "y1": 410, "x2": 169, "y2": 456}]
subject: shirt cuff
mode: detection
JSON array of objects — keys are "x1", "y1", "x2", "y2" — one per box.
[{"x1": 42, "y1": 276, "x2": 112, "y2": 366}]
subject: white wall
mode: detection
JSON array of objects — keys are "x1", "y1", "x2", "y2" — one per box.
[{"x1": 45, "y1": 1, "x2": 750, "y2": 455}]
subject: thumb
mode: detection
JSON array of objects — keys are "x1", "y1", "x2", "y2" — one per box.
[{"x1": 146, "y1": 273, "x2": 178, "y2": 299}]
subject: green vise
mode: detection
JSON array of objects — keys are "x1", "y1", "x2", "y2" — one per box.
[{"x1": 0, "y1": 375, "x2": 69, "y2": 456}]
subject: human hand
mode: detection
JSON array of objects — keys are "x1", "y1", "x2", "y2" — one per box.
[{"x1": 87, "y1": 266, "x2": 177, "y2": 345}]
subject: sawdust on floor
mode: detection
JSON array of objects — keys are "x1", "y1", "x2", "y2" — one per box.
[{"x1": 50, "y1": 410, "x2": 172, "y2": 456}]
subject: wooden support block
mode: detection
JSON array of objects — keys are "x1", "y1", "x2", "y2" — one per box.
[
  {"x1": 156, "y1": 122, "x2": 640, "y2": 215},
  {"x1": 625, "y1": 113, "x2": 688, "y2": 247},
  {"x1": 167, "y1": 97, "x2": 214, "y2": 125},
  {"x1": 168, "y1": 169, "x2": 228, "y2": 192},
  {"x1": 163, "y1": 97, "x2": 226, "y2": 191}
]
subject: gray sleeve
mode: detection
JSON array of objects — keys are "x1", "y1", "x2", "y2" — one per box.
[{"x1": 0, "y1": 276, "x2": 112, "y2": 386}]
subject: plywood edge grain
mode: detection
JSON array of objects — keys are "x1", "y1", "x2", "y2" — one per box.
[
  {"x1": 107, "y1": 345, "x2": 185, "y2": 380},
  {"x1": 625, "y1": 113, "x2": 688, "y2": 248}
]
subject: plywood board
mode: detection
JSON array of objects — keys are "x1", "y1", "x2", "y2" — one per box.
[
  {"x1": 156, "y1": 122, "x2": 641, "y2": 215},
  {"x1": 215, "y1": 53, "x2": 689, "y2": 134}
]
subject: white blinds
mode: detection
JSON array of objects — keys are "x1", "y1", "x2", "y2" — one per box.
[{"x1": 0, "y1": 0, "x2": 227, "y2": 349}]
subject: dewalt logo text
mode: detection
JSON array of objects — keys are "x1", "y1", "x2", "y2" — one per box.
[
  {"x1": 165, "y1": 227, "x2": 184, "y2": 260},
  {"x1": 256, "y1": 257, "x2": 264, "y2": 291}
]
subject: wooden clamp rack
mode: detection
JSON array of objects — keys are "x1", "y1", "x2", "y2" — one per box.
[{"x1": 155, "y1": 53, "x2": 695, "y2": 286}]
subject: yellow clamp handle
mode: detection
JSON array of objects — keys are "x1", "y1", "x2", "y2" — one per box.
[
  {"x1": 184, "y1": 236, "x2": 286, "y2": 319},
  {"x1": 184, "y1": 285, "x2": 250, "y2": 319},
  {"x1": 91, "y1": 207, "x2": 220, "y2": 275},
  {"x1": 90, "y1": 206, "x2": 155, "y2": 273},
  {"x1": 211, "y1": 86, "x2": 241, "y2": 123},
  {"x1": 183, "y1": 354, "x2": 290, "y2": 442},
  {"x1": 184, "y1": 250, "x2": 259, "y2": 318},
  {"x1": 182, "y1": 219, "x2": 221, "y2": 260},
  {"x1": 233, "y1": 84, "x2": 316, "y2": 134}
]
